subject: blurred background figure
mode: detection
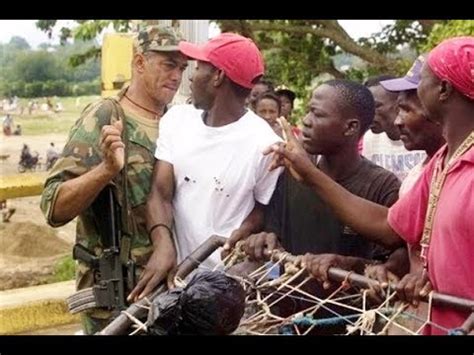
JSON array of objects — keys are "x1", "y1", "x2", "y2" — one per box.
[
  {"x1": 247, "y1": 77, "x2": 274, "y2": 110},
  {"x1": 254, "y1": 92, "x2": 283, "y2": 137},
  {"x1": 1, "y1": 200, "x2": 16, "y2": 223},
  {"x1": 2, "y1": 113, "x2": 13, "y2": 136},
  {"x1": 275, "y1": 86, "x2": 296, "y2": 121},
  {"x1": 46, "y1": 142, "x2": 59, "y2": 170}
]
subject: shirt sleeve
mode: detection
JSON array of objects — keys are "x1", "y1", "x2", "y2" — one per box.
[
  {"x1": 253, "y1": 133, "x2": 283, "y2": 205},
  {"x1": 387, "y1": 161, "x2": 434, "y2": 245},
  {"x1": 40, "y1": 100, "x2": 113, "y2": 227},
  {"x1": 154, "y1": 107, "x2": 176, "y2": 164}
]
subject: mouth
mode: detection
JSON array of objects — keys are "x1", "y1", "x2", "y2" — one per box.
[
  {"x1": 399, "y1": 132, "x2": 410, "y2": 141},
  {"x1": 301, "y1": 132, "x2": 312, "y2": 143},
  {"x1": 370, "y1": 122, "x2": 381, "y2": 130},
  {"x1": 163, "y1": 85, "x2": 178, "y2": 92}
]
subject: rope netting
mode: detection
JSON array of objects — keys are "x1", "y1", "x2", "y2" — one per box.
[{"x1": 97, "y1": 237, "x2": 472, "y2": 336}]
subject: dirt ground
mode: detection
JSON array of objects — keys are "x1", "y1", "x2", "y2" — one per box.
[
  {"x1": 0, "y1": 133, "x2": 77, "y2": 290},
  {"x1": 0, "y1": 133, "x2": 67, "y2": 175}
]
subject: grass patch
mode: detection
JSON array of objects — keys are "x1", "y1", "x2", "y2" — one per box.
[
  {"x1": 49, "y1": 255, "x2": 76, "y2": 283},
  {"x1": 5, "y1": 95, "x2": 101, "y2": 136}
]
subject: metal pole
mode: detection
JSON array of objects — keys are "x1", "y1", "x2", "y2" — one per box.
[
  {"x1": 98, "y1": 235, "x2": 226, "y2": 335},
  {"x1": 270, "y1": 250, "x2": 474, "y2": 313}
]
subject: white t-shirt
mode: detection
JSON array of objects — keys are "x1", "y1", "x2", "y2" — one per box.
[
  {"x1": 155, "y1": 104, "x2": 283, "y2": 269},
  {"x1": 362, "y1": 131, "x2": 426, "y2": 181}
]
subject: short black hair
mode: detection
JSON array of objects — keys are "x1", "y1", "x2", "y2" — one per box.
[
  {"x1": 275, "y1": 89, "x2": 296, "y2": 105},
  {"x1": 254, "y1": 77, "x2": 274, "y2": 92},
  {"x1": 254, "y1": 92, "x2": 282, "y2": 115},
  {"x1": 324, "y1": 79, "x2": 375, "y2": 136},
  {"x1": 364, "y1": 75, "x2": 397, "y2": 88}
]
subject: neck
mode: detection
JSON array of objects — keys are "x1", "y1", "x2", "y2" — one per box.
[
  {"x1": 425, "y1": 136, "x2": 446, "y2": 159},
  {"x1": 443, "y1": 105, "x2": 474, "y2": 160},
  {"x1": 204, "y1": 92, "x2": 247, "y2": 127},
  {"x1": 318, "y1": 144, "x2": 362, "y2": 181},
  {"x1": 122, "y1": 81, "x2": 166, "y2": 120}
]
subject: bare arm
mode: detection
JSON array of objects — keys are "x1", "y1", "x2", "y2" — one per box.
[
  {"x1": 128, "y1": 159, "x2": 176, "y2": 302},
  {"x1": 145, "y1": 159, "x2": 176, "y2": 244},
  {"x1": 266, "y1": 118, "x2": 403, "y2": 249},
  {"x1": 50, "y1": 121, "x2": 124, "y2": 225}
]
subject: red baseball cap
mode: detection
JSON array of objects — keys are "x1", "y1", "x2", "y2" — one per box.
[{"x1": 179, "y1": 33, "x2": 265, "y2": 89}]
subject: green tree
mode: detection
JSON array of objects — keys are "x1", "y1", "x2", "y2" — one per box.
[
  {"x1": 216, "y1": 20, "x2": 440, "y2": 119},
  {"x1": 36, "y1": 20, "x2": 132, "y2": 66},
  {"x1": 423, "y1": 20, "x2": 474, "y2": 51},
  {"x1": 8, "y1": 36, "x2": 31, "y2": 51},
  {"x1": 10, "y1": 51, "x2": 63, "y2": 82}
]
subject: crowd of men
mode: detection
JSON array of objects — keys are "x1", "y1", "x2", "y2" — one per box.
[{"x1": 40, "y1": 25, "x2": 474, "y2": 335}]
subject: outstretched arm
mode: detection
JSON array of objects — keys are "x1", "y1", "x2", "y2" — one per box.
[{"x1": 264, "y1": 118, "x2": 403, "y2": 249}]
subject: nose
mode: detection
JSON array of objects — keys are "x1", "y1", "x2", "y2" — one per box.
[
  {"x1": 394, "y1": 112, "x2": 403, "y2": 127},
  {"x1": 169, "y1": 68, "x2": 183, "y2": 82},
  {"x1": 302, "y1": 113, "x2": 312, "y2": 128}
]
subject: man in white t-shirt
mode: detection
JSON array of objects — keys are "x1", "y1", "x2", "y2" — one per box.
[
  {"x1": 131, "y1": 33, "x2": 282, "y2": 300},
  {"x1": 362, "y1": 76, "x2": 426, "y2": 181}
]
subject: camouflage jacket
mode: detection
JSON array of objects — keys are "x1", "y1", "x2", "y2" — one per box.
[{"x1": 40, "y1": 88, "x2": 158, "y2": 293}]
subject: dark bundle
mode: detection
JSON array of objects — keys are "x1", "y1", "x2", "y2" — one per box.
[{"x1": 147, "y1": 270, "x2": 245, "y2": 335}]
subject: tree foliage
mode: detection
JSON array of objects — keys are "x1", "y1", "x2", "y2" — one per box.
[
  {"x1": 36, "y1": 20, "x2": 132, "y2": 66},
  {"x1": 30, "y1": 20, "x2": 474, "y2": 113},
  {"x1": 0, "y1": 35, "x2": 100, "y2": 97},
  {"x1": 8, "y1": 36, "x2": 31, "y2": 51},
  {"x1": 423, "y1": 20, "x2": 474, "y2": 51}
]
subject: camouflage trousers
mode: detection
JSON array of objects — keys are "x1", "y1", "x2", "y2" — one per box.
[{"x1": 81, "y1": 312, "x2": 113, "y2": 335}]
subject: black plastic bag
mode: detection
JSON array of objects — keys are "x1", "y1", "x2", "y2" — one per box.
[{"x1": 147, "y1": 270, "x2": 246, "y2": 335}]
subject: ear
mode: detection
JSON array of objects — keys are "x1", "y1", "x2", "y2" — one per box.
[
  {"x1": 213, "y1": 69, "x2": 225, "y2": 87},
  {"x1": 439, "y1": 79, "x2": 454, "y2": 102},
  {"x1": 344, "y1": 118, "x2": 360, "y2": 137},
  {"x1": 133, "y1": 53, "x2": 147, "y2": 74}
]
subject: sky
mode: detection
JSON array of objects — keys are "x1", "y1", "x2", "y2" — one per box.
[{"x1": 0, "y1": 20, "x2": 394, "y2": 49}]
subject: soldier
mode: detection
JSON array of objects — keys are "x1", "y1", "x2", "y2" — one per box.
[{"x1": 40, "y1": 25, "x2": 189, "y2": 334}]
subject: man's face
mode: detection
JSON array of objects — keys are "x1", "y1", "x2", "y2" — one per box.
[
  {"x1": 301, "y1": 85, "x2": 347, "y2": 156},
  {"x1": 394, "y1": 91, "x2": 441, "y2": 151},
  {"x1": 278, "y1": 95, "x2": 293, "y2": 119},
  {"x1": 417, "y1": 64, "x2": 443, "y2": 123},
  {"x1": 190, "y1": 61, "x2": 217, "y2": 110},
  {"x1": 142, "y1": 51, "x2": 188, "y2": 105},
  {"x1": 369, "y1": 85, "x2": 400, "y2": 140},
  {"x1": 255, "y1": 98, "x2": 280, "y2": 125}
]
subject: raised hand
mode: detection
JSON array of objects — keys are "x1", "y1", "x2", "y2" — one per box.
[
  {"x1": 100, "y1": 119, "x2": 125, "y2": 175},
  {"x1": 263, "y1": 117, "x2": 315, "y2": 184}
]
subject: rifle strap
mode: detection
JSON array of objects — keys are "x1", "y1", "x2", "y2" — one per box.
[{"x1": 104, "y1": 96, "x2": 133, "y2": 266}]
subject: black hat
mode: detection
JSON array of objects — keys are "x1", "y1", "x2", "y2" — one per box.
[{"x1": 275, "y1": 87, "x2": 296, "y2": 102}]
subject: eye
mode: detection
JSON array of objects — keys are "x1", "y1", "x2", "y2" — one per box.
[{"x1": 162, "y1": 61, "x2": 178, "y2": 70}]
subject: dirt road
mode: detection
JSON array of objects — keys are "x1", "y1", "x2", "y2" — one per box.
[{"x1": 1, "y1": 132, "x2": 76, "y2": 290}]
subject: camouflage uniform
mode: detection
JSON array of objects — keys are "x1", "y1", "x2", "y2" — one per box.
[{"x1": 40, "y1": 25, "x2": 184, "y2": 334}]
